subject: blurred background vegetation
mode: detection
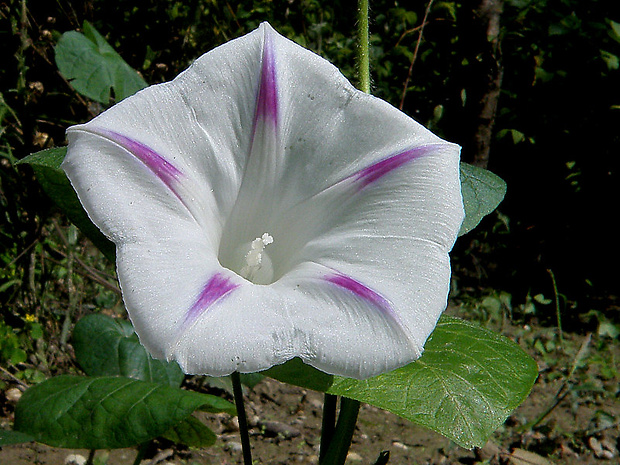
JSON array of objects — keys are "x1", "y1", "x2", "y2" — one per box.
[{"x1": 0, "y1": 0, "x2": 618, "y2": 373}]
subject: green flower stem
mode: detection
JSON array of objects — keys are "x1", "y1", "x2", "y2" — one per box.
[
  {"x1": 231, "y1": 371, "x2": 253, "y2": 465},
  {"x1": 319, "y1": 393, "x2": 338, "y2": 461},
  {"x1": 357, "y1": 0, "x2": 370, "y2": 94},
  {"x1": 319, "y1": 397, "x2": 361, "y2": 465}
]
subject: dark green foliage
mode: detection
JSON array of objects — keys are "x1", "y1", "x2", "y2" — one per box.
[
  {"x1": 0, "y1": 429, "x2": 35, "y2": 446},
  {"x1": 161, "y1": 415, "x2": 217, "y2": 447},
  {"x1": 487, "y1": 0, "x2": 620, "y2": 303}
]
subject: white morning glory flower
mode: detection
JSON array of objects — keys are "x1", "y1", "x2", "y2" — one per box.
[{"x1": 62, "y1": 22, "x2": 464, "y2": 380}]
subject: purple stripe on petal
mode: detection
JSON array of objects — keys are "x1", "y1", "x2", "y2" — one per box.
[
  {"x1": 100, "y1": 129, "x2": 184, "y2": 194},
  {"x1": 325, "y1": 272, "x2": 396, "y2": 320},
  {"x1": 352, "y1": 145, "x2": 439, "y2": 189},
  {"x1": 184, "y1": 273, "x2": 239, "y2": 327},
  {"x1": 255, "y1": 31, "x2": 278, "y2": 125}
]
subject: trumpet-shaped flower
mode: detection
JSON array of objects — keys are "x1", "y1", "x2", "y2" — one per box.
[{"x1": 63, "y1": 23, "x2": 464, "y2": 380}]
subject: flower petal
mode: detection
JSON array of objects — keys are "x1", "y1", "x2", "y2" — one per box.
[
  {"x1": 64, "y1": 24, "x2": 277, "y2": 239},
  {"x1": 169, "y1": 261, "x2": 415, "y2": 379},
  {"x1": 299, "y1": 143, "x2": 464, "y2": 362},
  {"x1": 324, "y1": 272, "x2": 395, "y2": 321},
  {"x1": 219, "y1": 24, "x2": 457, "y2": 270},
  {"x1": 183, "y1": 273, "x2": 240, "y2": 329},
  {"x1": 239, "y1": 24, "x2": 451, "y2": 204}
]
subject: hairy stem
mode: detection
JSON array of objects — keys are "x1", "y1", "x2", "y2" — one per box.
[{"x1": 357, "y1": 0, "x2": 370, "y2": 93}]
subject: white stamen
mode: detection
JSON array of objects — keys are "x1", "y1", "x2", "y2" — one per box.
[{"x1": 240, "y1": 233, "x2": 274, "y2": 282}]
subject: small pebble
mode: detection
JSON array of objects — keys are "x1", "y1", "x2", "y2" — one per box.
[
  {"x1": 65, "y1": 454, "x2": 87, "y2": 465},
  {"x1": 308, "y1": 398, "x2": 323, "y2": 410},
  {"x1": 221, "y1": 415, "x2": 239, "y2": 432},
  {"x1": 588, "y1": 436, "x2": 617, "y2": 459},
  {"x1": 259, "y1": 420, "x2": 300, "y2": 438},
  {"x1": 225, "y1": 441, "x2": 243, "y2": 453}
]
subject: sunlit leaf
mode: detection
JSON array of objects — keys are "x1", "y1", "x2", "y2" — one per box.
[
  {"x1": 55, "y1": 21, "x2": 147, "y2": 104},
  {"x1": 268, "y1": 316, "x2": 538, "y2": 449},
  {"x1": 610, "y1": 20, "x2": 620, "y2": 43}
]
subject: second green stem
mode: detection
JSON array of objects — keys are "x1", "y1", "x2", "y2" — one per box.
[{"x1": 357, "y1": 0, "x2": 370, "y2": 94}]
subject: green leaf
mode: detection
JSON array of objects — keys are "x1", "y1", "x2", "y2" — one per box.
[
  {"x1": 17, "y1": 148, "x2": 115, "y2": 261},
  {"x1": 202, "y1": 372, "x2": 265, "y2": 396},
  {"x1": 329, "y1": 317, "x2": 537, "y2": 449},
  {"x1": 239, "y1": 372, "x2": 265, "y2": 389},
  {"x1": 55, "y1": 21, "x2": 147, "y2": 104},
  {"x1": 610, "y1": 20, "x2": 620, "y2": 44},
  {"x1": 161, "y1": 415, "x2": 217, "y2": 447},
  {"x1": 73, "y1": 314, "x2": 184, "y2": 387},
  {"x1": 13, "y1": 375, "x2": 235, "y2": 449},
  {"x1": 459, "y1": 162, "x2": 507, "y2": 235},
  {"x1": 269, "y1": 317, "x2": 537, "y2": 449},
  {"x1": 0, "y1": 429, "x2": 35, "y2": 446},
  {"x1": 0, "y1": 92, "x2": 19, "y2": 127},
  {"x1": 265, "y1": 357, "x2": 334, "y2": 392}
]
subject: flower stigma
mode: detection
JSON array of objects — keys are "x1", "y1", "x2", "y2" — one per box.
[{"x1": 239, "y1": 233, "x2": 274, "y2": 284}]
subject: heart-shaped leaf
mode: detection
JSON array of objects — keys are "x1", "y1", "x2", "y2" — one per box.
[
  {"x1": 268, "y1": 316, "x2": 537, "y2": 449},
  {"x1": 55, "y1": 21, "x2": 147, "y2": 103},
  {"x1": 459, "y1": 162, "x2": 507, "y2": 235},
  {"x1": 13, "y1": 375, "x2": 234, "y2": 449},
  {"x1": 265, "y1": 357, "x2": 333, "y2": 392}
]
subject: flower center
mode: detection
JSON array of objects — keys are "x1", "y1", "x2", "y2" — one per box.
[{"x1": 238, "y1": 233, "x2": 274, "y2": 284}]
